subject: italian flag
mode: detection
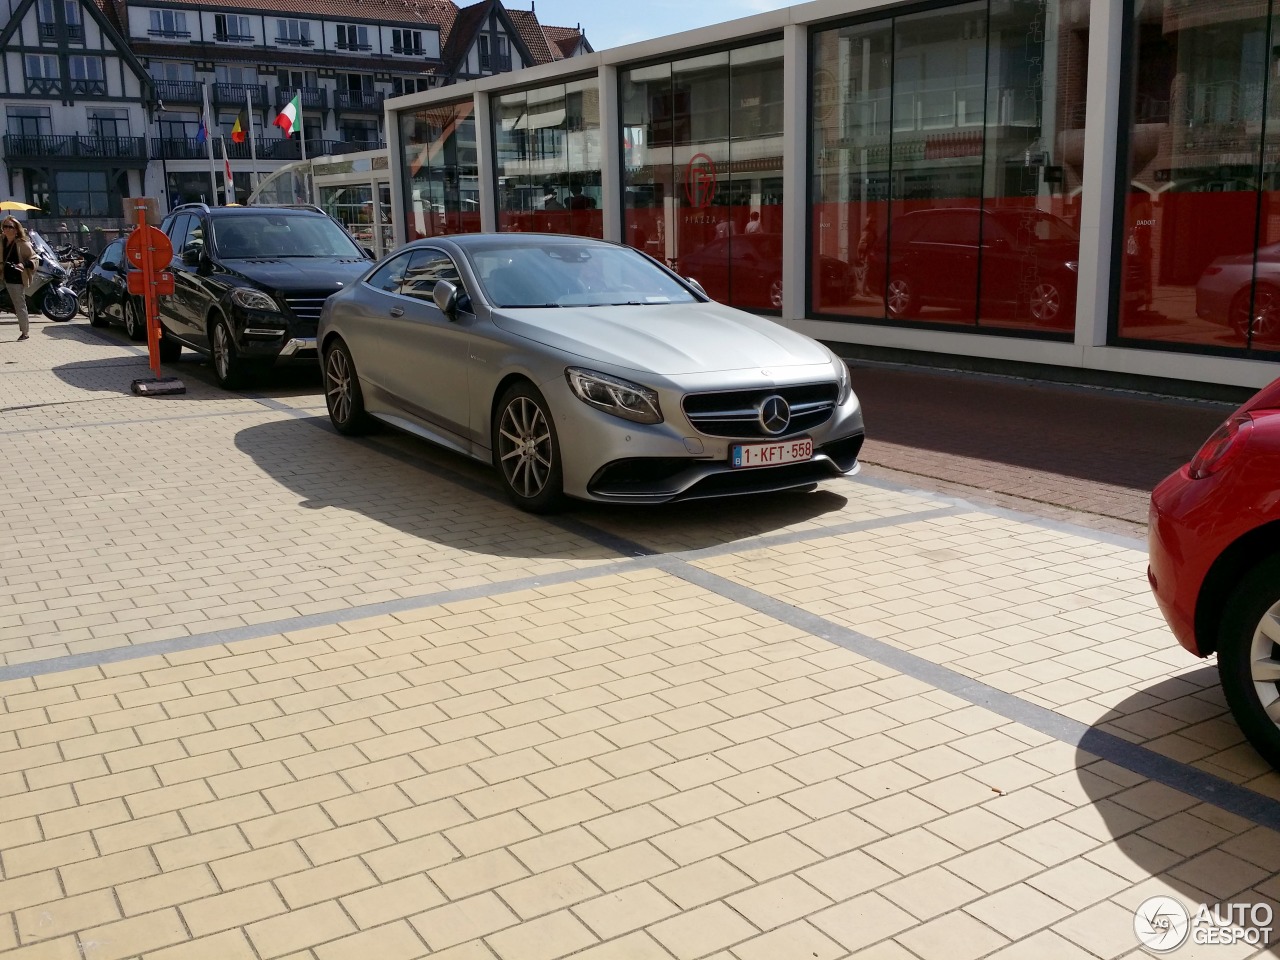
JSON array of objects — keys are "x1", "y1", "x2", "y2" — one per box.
[{"x1": 274, "y1": 92, "x2": 301, "y2": 137}]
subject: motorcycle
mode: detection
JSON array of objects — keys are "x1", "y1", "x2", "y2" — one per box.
[{"x1": 0, "y1": 230, "x2": 79, "y2": 321}]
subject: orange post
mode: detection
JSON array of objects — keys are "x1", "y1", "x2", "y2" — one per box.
[{"x1": 138, "y1": 201, "x2": 159, "y2": 378}]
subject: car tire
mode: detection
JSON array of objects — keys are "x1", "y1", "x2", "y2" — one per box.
[
  {"x1": 1247, "y1": 283, "x2": 1280, "y2": 346},
  {"x1": 87, "y1": 291, "x2": 109, "y2": 328},
  {"x1": 494, "y1": 381, "x2": 565, "y2": 514},
  {"x1": 158, "y1": 327, "x2": 182, "y2": 363},
  {"x1": 1217, "y1": 554, "x2": 1280, "y2": 768},
  {"x1": 768, "y1": 276, "x2": 784, "y2": 310},
  {"x1": 323, "y1": 339, "x2": 372, "y2": 436},
  {"x1": 886, "y1": 275, "x2": 917, "y2": 319},
  {"x1": 123, "y1": 298, "x2": 147, "y2": 341},
  {"x1": 210, "y1": 316, "x2": 250, "y2": 390}
]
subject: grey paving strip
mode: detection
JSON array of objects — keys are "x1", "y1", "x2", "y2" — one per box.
[{"x1": 659, "y1": 559, "x2": 1280, "y2": 833}]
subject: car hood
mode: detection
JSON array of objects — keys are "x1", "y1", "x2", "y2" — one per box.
[
  {"x1": 223, "y1": 257, "x2": 369, "y2": 291},
  {"x1": 1239, "y1": 375, "x2": 1280, "y2": 414},
  {"x1": 491, "y1": 302, "x2": 833, "y2": 375}
]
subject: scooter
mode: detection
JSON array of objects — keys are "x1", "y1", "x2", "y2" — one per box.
[{"x1": 0, "y1": 230, "x2": 79, "y2": 321}]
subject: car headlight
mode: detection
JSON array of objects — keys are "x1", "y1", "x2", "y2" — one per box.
[
  {"x1": 565, "y1": 367, "x2": 662, "y2": 424},
  {"x1": 229, "y1": 287, "x2": 280, "y2": 312},
  {"x1": 835, "y1": 357, "x2": 852, "y2": 405}
]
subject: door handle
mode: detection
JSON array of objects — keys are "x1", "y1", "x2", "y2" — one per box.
[{"x1": 389, "y1": 307, "x2": 404, "y2": 318}]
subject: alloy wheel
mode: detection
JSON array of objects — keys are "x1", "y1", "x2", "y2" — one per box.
[
  {"x1": 124, "y1": 300, "x2": 141, "y2": 339},
  {"x1": 768, "y1": 278, "x2": 784, "y2": 309},
  {"x1": 1249, "y1": 599, "x2": 1280, "y2": 727},
  {"x1": 887, "y1": 278, "x2": 912, "y2": 316},
  {"x1": 498, "y1": 396, "x2": 553, "y2": 499},
  {"x1": 326, "y1": 347, "x2": 353, "y2": 425},
  {"x1": 213, "y1": 322, "x2": 231, "y2": 382},
  {"x1": 1029, "y1": 282, "x2": 1061, "y2": 323},
  {"x1": 1252, "y1": 287, "x2": 1280, "y2": 344}
]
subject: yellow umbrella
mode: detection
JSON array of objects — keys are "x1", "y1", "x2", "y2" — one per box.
[{"x1": 0, "y1": 200, "x2": 40, "y2": 211}]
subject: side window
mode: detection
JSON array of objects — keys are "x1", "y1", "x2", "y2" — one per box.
[
  {"x1": 98, "y1": 239, "x2": 123, "y2": 270},
  {"x1": 365, "y1": 251, "x2": 413, "y2": 294},
  {"x1": 401, "y1": 248, "x2": 462, "y2": 303},
  {"x1": 167, "y1": 215, "x2": 192, "y2": 263}
]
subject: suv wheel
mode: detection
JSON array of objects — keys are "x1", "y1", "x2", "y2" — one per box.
[
  {"x1": 210, "y1": 316, "x2": 249, "y2": 389},
  {"x1": 323, "y1": 339, "x2": 371, "y2": 435},
  {"x1": 123, "y1": 298, "x2": 147, "y2": 341},
  {"x1": 1217, "y1": 555, "x2": 1280, "y2": 768},
  {"x1": 886, "y1": 275, "x2": 917, "y2": 318}
]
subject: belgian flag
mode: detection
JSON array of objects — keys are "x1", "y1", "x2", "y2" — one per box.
[{"x1": 231, "y1": 111, "x2": 246, "y2": 144}]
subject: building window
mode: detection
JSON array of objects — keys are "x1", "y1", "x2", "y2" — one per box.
[
  {"x1": 479, "y1": 34, "x2": 510, "y2": 72},
  {"x1": 809, "y1": 0, "x2": 1087, "y2": 333},
  {"x1": 214, "y1": 14, "x2": 252, "y2": 42},
  {"x1": 24, "y1": 54, "x2": 60, "y2": 94},
  {"x1": 148, "y1": 10, "x2": 189, "y2": 37},
  {"x1": 68, "y1": 55, "x2": 105, "y2": 95},
  {"x1": 8, "y1": 106, "x2": 52, "y2": 137},
  {"x1": 158, "y1": 111, "x2": 197, "y2": 141},
  {"x1": 493, "y1": 76, "x2": 602, "y2": 240},
  {"x1": 89, "y1": 108, "x2": 129, "y2": 139},
  {"x1": 392, "y1": 29, "x2": 423, "y2": 55},
  {"x1": 338, "y1": 73, "x2": 372, "y2": 93},
  {"x1": 151, "y1": 61, "x2": 195, "y2": 82},
  {"x1": 336, "y1": 24, "x2": 370, "y2": 51},
  {"x1": 277, "y1": 19, "x2": 312, "y2": 46},
  {"x1": 1115, "y1": 0, "x2": 1278, "y2": 357},
  {"x1": 278, "y1": 69, "x2": 317, "y2": 89},
  {"x1": 56, "y1": 169, "x2": 113, "y2": 216},
  {"x1": 340, "y1": 119, "x2": 378, "y2": 143},
  {"x1": 216, "y1": 65, "x2": 257, "y2": 86},
  {"x1": 37, "y1": 0, "x2": 82, "y2": 41},
  {"x1": 392, "y1": 77, "x2": 433, "y2": 96},
  {"x1": 400, "y1": 100, "x2": 478, "y2": 238}
]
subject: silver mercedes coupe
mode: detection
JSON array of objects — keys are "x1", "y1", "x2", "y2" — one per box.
[{"x1": 317, "y1": 234, "x2": 865, "y2": 512}]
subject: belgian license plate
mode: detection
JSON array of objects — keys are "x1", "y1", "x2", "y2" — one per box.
[{"x1": 732, "y1": 438, "x2": 813, "y2": 469}]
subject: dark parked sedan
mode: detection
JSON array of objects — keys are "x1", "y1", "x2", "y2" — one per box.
[
  {"x1": 678, "y1": 233, "x2": 850, "y2": 311},
  {"x1": 85, "y1": 237, "x2": 147, "y2": 341}
]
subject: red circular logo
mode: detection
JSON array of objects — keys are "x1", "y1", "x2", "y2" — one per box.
[{"x1": 685, "y1": 153, "x2": 717, "y2": 209}]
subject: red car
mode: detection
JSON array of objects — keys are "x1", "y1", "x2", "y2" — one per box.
[{"x1": 1149, "y1": 375, "x2": 1280, "y2": 765}]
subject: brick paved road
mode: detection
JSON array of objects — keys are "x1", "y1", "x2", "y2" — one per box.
[{"x1": 0, "y1": 317, "x2": 1276, "y2": 960}]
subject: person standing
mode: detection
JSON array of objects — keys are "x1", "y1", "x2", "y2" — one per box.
[
  {"x1": 2, "y1": 217, "x2": 37, "y2": 341},
  {"x1": 745, "y1": 211, "x2": 762, "y2": 234}
]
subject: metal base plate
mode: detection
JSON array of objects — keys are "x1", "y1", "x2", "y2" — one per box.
[{"x1": 131, "y1": 377, "x2": 186, "y2": 396}]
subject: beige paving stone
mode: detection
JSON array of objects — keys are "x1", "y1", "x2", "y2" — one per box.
[
  {"x1": 60, "y1": 846, "x2": 159, "y2": 895},
  {"x1": 410, "y1": 892, "x2": 519, "y2": 951},
  {"x1": 313, "y1": 921, "x2": 431, "y2": 960},
  {"x1": 648, "y1": 901, "x2": 758, "y2": 960},
  {"x1": 798, "y1": 849, "x2": 900, "y2": 902},
  {"x1": 485, "y1": 909, "x2": 598, "y2": 960},
  {"x1": 0, "y1": 870, "x2": 63, "y2": 914},
  {"x1": 810, "y1": 891, "x2": 915, "y2": 953},
  {"x1": 725, "y1": 874, "x2": 832, "y2": 930},
  {"x1": 965, "y1": 882, "x2": 1074, "y2": 939},
  {"x1": 568, "y1": 930, "x2": 673, "y2": 960},
  {"x1": 431, "y1": 849, "x2": 531, "y2": 900},
  {"x1": 209, "y1": 841, "x2": 309, "y2": 889},
  {"x1": 578, "y1": 841, "x2": 678, "y2": 892},
  {"x1": 729, "y1": 919, "x2": 846, "y2": 960},
  {"x1": 181, "y1": 883, "x2": 290, "y2": 937},
  {"x1": 1026, "y1": 858, "x2": 1131, "y2": 910},
  {"x1": 78, "y1": 907, "x2": 189, "y2": 960},
  {"x1": 276, "y1": 856, "x2": 379, "y2": 908},
  {"x1": 896, "y1": 906, "x2": 1010, "y2": 960},
  {"x1": 15, "y1": 888, "x2": 120, "y2": 942},
  {"x1": 652, "y1": 856, "x2": 755, "y2": 909},
  {"x1": 246, "y1": 901, "x2": 357, "y2": 958},
  {"x1": 573, "y1": 882, "x2": 679, "y2": 939}
]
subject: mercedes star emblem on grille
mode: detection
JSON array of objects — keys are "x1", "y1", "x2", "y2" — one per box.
[{"x1": 758, "y1": 395, "x2": 791, "y2": 435}]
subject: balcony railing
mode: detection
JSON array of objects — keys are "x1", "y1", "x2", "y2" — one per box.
[
  {"x1": 390, "y1": 45, "x2": 423, "y2": 56},
  {"x1": 276, "y1": 86, "x2": 326, "y2": 110},
  {"x1": 26, "y1": 78, "x2": 60, "y2": 95},
  {"x1": 213, "y1": 32, "x2": 253, "y2": 43},
  {"x1": 213, "y1": 82, "x2": 266, "y2": 107},
  {"x1": 149, "y1": 135, "x2": 387, "y2": 162},
  {"x1": 334, "y1": 91, "x2": 384, "y2": 112},
  {"x1": 147, "y1": 27, "x2": 191, "y2": 38},
  {"x1": 479, "y1": 52, "x2": 512, "y2": 72},
  {"x1": 335, "y1": 41, "x2": 372, "y2": 51},
  {"x1": 275, "y1": 35, "x2": 314, "y2": 47},
  {"x1": 153, "y1": 79, "x2": 202, "y2": 103},
  {"x1": 4, "y1": 134, "x2": 146, "y2": 160}
]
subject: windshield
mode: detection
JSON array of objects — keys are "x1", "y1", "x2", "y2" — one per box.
[
  {"x1": 470, "y1": 243, "x2": 698, "y2": 308},
  {"x1": 27, "y1": 231, "x2": 57, "y2": 261},
  {"x1": 211, "y1": 214, "x2": 362, "y2": 259}
]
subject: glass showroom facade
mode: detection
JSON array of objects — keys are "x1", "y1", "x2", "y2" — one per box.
[{"x1": 388, "y1": 0, "x2": 1280, "y2": 389}]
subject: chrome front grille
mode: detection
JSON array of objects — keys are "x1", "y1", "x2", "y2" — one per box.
[
  {"x1": 283, "y1": 294, "x2": 331, "y2": 325},
  {"x1": 683, "y1": 382, "x2": 839, "y2": 439}
]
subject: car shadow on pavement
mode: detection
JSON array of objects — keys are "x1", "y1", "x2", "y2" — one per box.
[
  {"x1": 1074, "y1": 668, "x2": 1280, "y2": 922},
  {"x1": 233, "y1": 416, "x2": 848, "y2": 559}
]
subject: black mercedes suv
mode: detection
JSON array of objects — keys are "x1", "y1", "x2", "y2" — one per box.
[{"x1": 156, "y1": 204, "x2": 373, "y2": 388}]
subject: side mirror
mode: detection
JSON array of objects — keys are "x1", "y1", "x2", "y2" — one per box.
[
  {"x1": 433, "y1": 279, "x2": 459, "y2": 319},
  {"x1": 685, "y1": 277, "x2": 708, "y2": 298},
  {"x1": 361, "y1": 246, "x2": 376, "y2": 260},
  {"x1": 182, "y1": 246, "x2": 201, "y2": 266}
]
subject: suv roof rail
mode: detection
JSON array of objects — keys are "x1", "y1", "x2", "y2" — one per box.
[
  {"x1": 254, "y1": 202, "x2": 325, "y2": 214},
  {"x1": 169, "y1": 202, "x2": 212, "y2": 214}
]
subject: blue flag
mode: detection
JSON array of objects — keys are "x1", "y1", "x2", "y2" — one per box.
[{"x1": 196, "y1": 114, "x2": 208, "y2": 145}]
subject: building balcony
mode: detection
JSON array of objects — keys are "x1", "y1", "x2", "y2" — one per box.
[
  {"x1": 153, "y1": 79, "x2": 202, "y2": 104},
  {"x1": 480, "y1": 52, "x2": 512, "y2": 72},
  {"x1": 70, "y1": 79, "x2": 107, "y2": 96},
  {"x1": 335, "y1": 41, "x2": 372, "y2": 52},
  {"x1": 276, "y1": 86, "x2": 326, "y2": 110},
  {"x1": 327, "y1": 139, "x2": 385, "y2": 155},
  {"x1": 275, "y1": 35, "x2": 314, "y2": 47},
  {"x1": 26, "y1": 78, "x2": 60, "y2": 95},
  {"x1": 213, "y1": 32, "x2": 253, "y2": 43},
  {"x1": 213, "y1": 82, "x2": 266, "y2": 108},
  {"x1": 4, "y1": 134, "x2": 146, "y2": 161},
  {"x1": 38, "y1": 22, "x2": 82, "y2": 41},
  {"x1": 334, "y1": 91, "x2": 384, "y2": 113},
  {"x1": 153, "y1": 136, "x2": 269, "y2": 160}
]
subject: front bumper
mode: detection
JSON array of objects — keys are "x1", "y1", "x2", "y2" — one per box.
[{"x1": 546, "y1": 374, "x2": 866, "y2": 504}]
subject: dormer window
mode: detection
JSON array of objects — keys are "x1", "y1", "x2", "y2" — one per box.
[
  {"x1": 392, "y1": 29, "x2": 423, "y2": 56},
  {"x1": 148, "y1": 10, "x2": 189, "y2": 38},
  {"x1": 336, "y1": 24, "x2": 370, "y2": 51},
  {"x1": 479, "y1": 34, "x2": 510, "y2": 72},
  {"x1": 277, "y1": 19, "x2": 312, "y2": 47},
  {"x1": 214, "y1": 14, "x2": 252, "y2": 43}
]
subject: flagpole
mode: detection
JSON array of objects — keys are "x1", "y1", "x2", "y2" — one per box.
[
  {"x1": 298, "y1": 105, "x2": 310, "y2": 205},
  {"x1": 202, "y1": 82, "x2": 217, "y2": 203},
  {"x1": 246, "y1": 90, "x2": 260, "y2": 193},
  {"x1": 221, "y1": 137, "x2": 235, "y2": 205}
]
